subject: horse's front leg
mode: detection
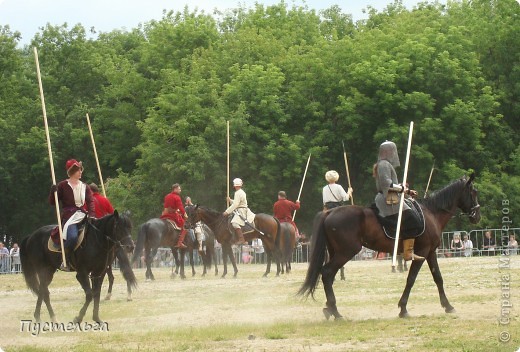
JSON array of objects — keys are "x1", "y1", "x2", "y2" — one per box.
[
  {"x1": 91, "y1": 274, "x2": 106, "y2": 323},
  {"x1": 221, "y1": 244, "x2": 229, "y2": 278},
  {"x1": 229, "y1": 246, "x2": 239, "y2": 278},
  {"x1": 263, "y1": 251, "x2": 272, "y2": 277},
  {"x1": 398, "y1": 258, "x2": 425, "y2": 318},
  {"x1": 36, "y1": 268, "x2": 57, "y2": 323},
  {"x1": 74, "y1": 272, "x2": 93, "y2": 324},
  {"x1": 189, "y1": 250, "x2": 196, "y2": 277},
  {"x1": 104, "y1": 265, "x2": 114, "y2": 300},
  {"x1": 427, "y1": 253, "x2": 455, "y2": 313}
]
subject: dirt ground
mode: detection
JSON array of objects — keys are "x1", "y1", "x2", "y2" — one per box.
[{"x1": 0, "y1": 256, "x2": 519, "y2": 351}]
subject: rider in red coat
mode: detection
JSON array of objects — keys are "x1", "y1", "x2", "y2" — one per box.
[
  {"x1": 89, "y1": 183, "x2": 114, "y2": 218},
  {"x1": 160, "y1": 183, "x2": 187, "y2": 249},
  {"x1": 273, "y1": 191, "x2": 300, "y2": 234}
]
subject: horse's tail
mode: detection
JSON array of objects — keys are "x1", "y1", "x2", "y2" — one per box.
[
  {"x1": 298, "y1": 211, "x2": 328, "y2": 299},
  {"x1": 20, "y1": 235, "x2": 39, "y2": 295},
  {"x1": 132, "y1": 223, "x2": 147, "y2": 264},
  {"x1": 115, "y1": 246, "x2": 138, "y2": 291}
]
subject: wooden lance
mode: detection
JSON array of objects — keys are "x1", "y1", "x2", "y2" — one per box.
[
  {"x1": 86, "y1": 113, "x2": 106, "y2": 197},
  {"x1": 424, "y1": 160, "x2": 435, "y2": 198},
  {"x1": 34, "y1": 47, "x2": 67, "y2": 268},
  {"x1": 226, "y1": 120, "x2": 230, "y2": 207},
  {"x1": 342, "y1": 141, "x2": 354, "y2": 205},
  {"x1": 391, "y1": 121, "x2": 414, "y2": 268},
  {"x1": 292, "y1": 153, "x2": 311, "y2": 221}
]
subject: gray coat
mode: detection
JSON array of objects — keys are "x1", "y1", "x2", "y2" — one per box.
[{"x1": 375, "y1": 160, "x2": 410, "y2": 217}]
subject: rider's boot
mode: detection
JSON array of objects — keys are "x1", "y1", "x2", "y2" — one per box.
[
  {"x1": 175, "y1": 229, "x2": 188, "y2": 249},
  {"x1": 234, "y1": 227, "x2": 247, "y2": 245},
  {"x1": 403, "y1": 239, "x2": 425, "y2": 261}
]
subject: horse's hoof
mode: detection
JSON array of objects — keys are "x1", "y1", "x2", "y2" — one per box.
[
  {"x1": 104, "y1": 294, "x2": 111, "y2": 301},
  {"x1": 334, "y1": 315, "x2": 344, "y2": 321},
  {"x1": 323, "y1": 308, "x2": 332, "y2": 320},
  {"x1": 445, "y1": 307, "x2": 456, "y2": 314},
  {"x1": 73, "y1": 316, "x2": 82, "y2": 324},
  {"x1": 399, "y1": 312, "x2": 410, "y2": 318},
  {"x1": 127, "y1": 297, "x2": 133, "y2": 302}
]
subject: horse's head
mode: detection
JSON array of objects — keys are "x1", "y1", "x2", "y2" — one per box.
[
  {"x1": 185, "y1": 205, "x2": 201, "y2": 228},
  {"x1": 459, "y1": 174, "x2": 481, "y2": 224},
  {"x1": 110, "y1": 210, "x2": 135, "y2": 252}
]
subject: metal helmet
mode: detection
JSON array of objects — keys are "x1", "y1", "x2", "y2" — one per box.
[
  {"x1": 233, "y1": 178, "x2": 243, "y2": 187},
  {"x1": 325, "y1": 170, "x2": 339, "y2": 183},
  {"x1": 378, "y1": 141, "x2": 400, "y2": 167}
]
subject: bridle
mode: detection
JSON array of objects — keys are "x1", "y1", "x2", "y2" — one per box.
[{"x1": 460, "y1": 184, "x2": 480, "y2": 221}]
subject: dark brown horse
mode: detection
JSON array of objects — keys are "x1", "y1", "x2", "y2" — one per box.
[
  {"x1": 132, "y1": 218, "x2": 187, "y2": 280},
  {"x1": 299, "y1": 175, "x2": 480, "y2": 319},
  {"x1": 186, "y1": 205, "x2": 280, "y2": 278},
  {"x1": 278, "y1": 222, "x2": 296, "y2": 274},
  {"x1": 171, "y1": 221, "x2": 218, "y2": 277}
]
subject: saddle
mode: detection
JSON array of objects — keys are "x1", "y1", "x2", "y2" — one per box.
[
  {"x1": 370, "y1": 199, "x2": 425, "y2": 240},
  {"x1": 227, "y1": 217, "x2": 255, "y2": 235},
  {"x1": 48, "y1": 225, "x2": 86, "y2": 253},
  {"x1": 164, "y1": 219, "x2": 181, "y2": 231}
]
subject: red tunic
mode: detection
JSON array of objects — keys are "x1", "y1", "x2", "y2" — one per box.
[
  {"x1": 273, "y1": 199, "x2": 300, "y2": 230},
  {"x1": 160, "y1": 191, "x2": 186, "y2": 228},
  {"x1": 92, "y1": 192, "x2": 115, "y2": 218}
]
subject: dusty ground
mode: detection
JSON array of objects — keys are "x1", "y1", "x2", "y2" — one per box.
[{"x1": 0, "y1": 256, "x2": 519, "y2": 351}]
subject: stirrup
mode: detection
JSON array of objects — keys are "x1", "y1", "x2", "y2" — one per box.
[
  {"x1": 175, "y1": 243, "x2": 187, "y2": 249},
  {"x1": 59, "y1": 263, "x2": 72, "y2": 272}
]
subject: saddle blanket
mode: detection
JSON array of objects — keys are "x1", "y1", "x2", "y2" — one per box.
[
  {"x1": 370, "y1": 199, "x2": 425, "y2": 240},
  {"x1": 48, "y1": 226, "x2": 86, "y2": 253}
]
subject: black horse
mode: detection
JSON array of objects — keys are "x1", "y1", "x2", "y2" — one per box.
[
  {"x1": 20, "y1": 211, "x2": 137, "y2": 323},
  {"x1": 299, "y1": 175, "x2": 480, "y2": 319}
]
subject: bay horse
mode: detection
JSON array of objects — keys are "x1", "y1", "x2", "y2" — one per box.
[
  {"x1": 20, "y1": 211, "x2": 137, "y2": 323},
  {"x1": 299, "y1": 175, "x2": 480, "y2": 319},
  {"x1": 186, "y1": 205, "x2": 280, "y2": 278}
]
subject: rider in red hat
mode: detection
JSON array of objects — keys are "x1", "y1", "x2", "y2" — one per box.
[{"x1": 49, "y1": 159, "x2": 95, "y2": 270}]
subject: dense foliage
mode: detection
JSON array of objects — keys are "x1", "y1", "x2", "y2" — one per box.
[{"x1": 1, "y1": 0, "x2": 518, "y2": 239}]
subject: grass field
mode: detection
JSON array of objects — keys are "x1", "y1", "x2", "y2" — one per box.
[{"x1": 1, "y1": 256, "x2": 519, "y2": 351}]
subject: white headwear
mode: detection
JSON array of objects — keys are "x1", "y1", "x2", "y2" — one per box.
[
  {"x1": 325, "y1": 170, "x2": 339, "y2": 183},
  {"x1": 233, "y1": 178, "x2": 243, "y2": 187}
]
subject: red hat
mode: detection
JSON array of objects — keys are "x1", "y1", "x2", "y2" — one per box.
[{"x1": 66, "y1": 159, "x2": 83, "y2": 176}]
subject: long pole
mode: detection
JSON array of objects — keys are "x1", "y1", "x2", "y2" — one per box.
[
  {"x1": 226, "y1": 120, "x2": 230, "y2": 207},
  {"x1": 424, "y1": 160, "x2": 435, "y2": 198},
  {"x1": 342, "y1": 141, "x2": 354, "y2": 205},
  {"x1": 34, "y1": 47, "x2": 67, "y2": 268},
  {"x1": 86, "y1": 113, "x2": 106, "y2": 197},
  {"x1": 391, "y1": 121, "x2": 414, "y2": 268},
  {"x1": 292, "y1": 153, "x2": 311, "y2": 221}
]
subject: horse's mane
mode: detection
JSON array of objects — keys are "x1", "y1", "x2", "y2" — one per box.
[
  {"x1": 419, "y1": 178, "x2": 465, "y2": 213},
  {"x1": 92, "y1": 211, "x2": 132, "y2": 233},
  {"x1": 195, "y1": 205, "x2": 221, "y2": 217}
]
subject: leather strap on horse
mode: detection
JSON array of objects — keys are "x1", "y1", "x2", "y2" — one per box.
[{"x1": 233, "y1": 210, "x2": 265, "y2": 236}]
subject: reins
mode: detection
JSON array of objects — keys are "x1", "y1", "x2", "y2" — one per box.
[{"x1": 86, "y1": 216, "x2": 132, "y2": 279}]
